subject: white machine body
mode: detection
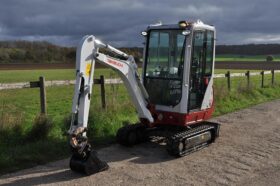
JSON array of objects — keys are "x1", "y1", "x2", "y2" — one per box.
[{"x1": 69, "y1": 20, "x2": 216, "y2": 135}]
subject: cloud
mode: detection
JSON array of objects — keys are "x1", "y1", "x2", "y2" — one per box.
[
  {"x1": 245, "y1": 34, "x2": 280, "y2": 43},
  {"x1": 0, "y1": 0, "x2": 279, "y2": 46}
]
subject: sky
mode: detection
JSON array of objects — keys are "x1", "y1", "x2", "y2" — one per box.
[{"x1": 0, "y1": 0, "x2": 279, "y2": 47}]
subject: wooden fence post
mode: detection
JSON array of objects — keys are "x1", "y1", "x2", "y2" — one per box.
[
  {"x1": 245, "y1": 70, "x2": 250, "y2": 88},
  {"x1": 226, "y1": 71, "x2": 231, "y2": 91},
  {"x1": 39, "y1": 76, "x2": 47, "y2": 114},
  {"x1": 271, "y1": 70, "x2": 275, "y2": 86},
  {"x1": 261, "y1": 71, "x2": 264, "y2": 88},
  {"x1": 100, "y1": 75, "x2": 106, "y2": 109}
]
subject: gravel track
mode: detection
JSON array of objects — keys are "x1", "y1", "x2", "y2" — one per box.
[{"x1": 1, "y1": 100, "x2": 280, "y2": 186}]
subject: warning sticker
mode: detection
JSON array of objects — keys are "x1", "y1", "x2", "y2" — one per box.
[{"x1": 85, "y1": 63, "x2": 91, "y2": 77}]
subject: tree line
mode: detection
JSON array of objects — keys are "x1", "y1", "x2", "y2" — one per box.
[
  {"x1": 0, "y1": 41, "x2": 280, "y2": 64},
  {"x1": 216, "y1": 44, "x2": 280, "y2": 55},
  {"x1": 0, "y1": 41, "x2": 75, "y2": 64}
]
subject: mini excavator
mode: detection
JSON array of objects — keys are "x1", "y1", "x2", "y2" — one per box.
[{"x1": 68, "y1": 20, "x2": 220, "y2": 175}]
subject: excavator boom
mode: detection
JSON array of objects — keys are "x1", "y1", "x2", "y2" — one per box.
[{"x1": 68, "y1": 35, "x2": 154, "y2": 174}]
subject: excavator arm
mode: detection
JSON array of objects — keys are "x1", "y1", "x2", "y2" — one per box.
[{"x1": 68, "y1": 35, "x2": 153, "y2": 175}]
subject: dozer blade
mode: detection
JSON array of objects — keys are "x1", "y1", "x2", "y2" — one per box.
[{"x1": 70, "y1": 150, "x2": 109, "y2": 175}]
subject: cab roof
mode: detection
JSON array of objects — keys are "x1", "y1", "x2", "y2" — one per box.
[
  {"x1": 147, "y1": 24, "x2": 189, "y2": 30},
  {"x1": 146, "y1": 20, "x2": 214, "y2": 31}
]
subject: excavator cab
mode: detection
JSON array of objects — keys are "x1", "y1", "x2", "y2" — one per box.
[
  {"x1": 143, "y1": 28, "x2": 185, "y2": 106},
  {"x1": 143, "y1": 20, "x2": 216, "y2": 126}
]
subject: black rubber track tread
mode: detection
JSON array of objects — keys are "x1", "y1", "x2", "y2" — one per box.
[
  {"x1": 116, "y1": 123, "x2": 147, "y2": 146},
  {"x1": 167, "y1": 124, "x2": 216, "y2": 157}
]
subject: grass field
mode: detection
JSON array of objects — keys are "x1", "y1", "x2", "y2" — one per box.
[
  {"x1": 0, "y1": 69, "x2": 120, "y2": 83},
  {"x1": 215, "y1": 54, "x2": 280, "y2": 62},
  {"x1": 1, "y1": 52, "x2": 280, "y2": 83},
  {"x1": 214, "y1": 69, "x2": 260, "y2": 74},
  {"x1": 0, "y1": 68, "x2": 266, "y2": 83},
  {"x1": 1, "y1": 54, "x2": 280, "y2": 83},
  {"x1": 145, "y1": 54, "x2": 280, "y2": 62},
  {"x1": 0, "y1": 82, "x2": 138, "y2": 173},
  {"x1": 1, "y1": 68, "x2": 280, "y2": 174}
]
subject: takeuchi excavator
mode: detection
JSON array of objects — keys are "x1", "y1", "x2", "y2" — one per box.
[{"x1": 68, "y1": 20, "x2": 220, "y2": 175}]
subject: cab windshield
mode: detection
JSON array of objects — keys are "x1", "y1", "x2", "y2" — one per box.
[{"x1": 144, "y1": 29, "x2": 186, "y2": 106}]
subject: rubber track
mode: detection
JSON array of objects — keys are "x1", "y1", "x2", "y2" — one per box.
[
  {"x1": 167, "y1": 124, "x2": 216, "y2": 157},
  {"x1": 116, "y1": 123, "x2": 147, "y2": 146}
]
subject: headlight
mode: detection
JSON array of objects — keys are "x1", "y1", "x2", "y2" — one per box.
[
  {"x1": 178, "y1": 21, "x2": 189, "y2": 28},
  {"x1": 141, "y1": 31, "x2": 147, "y2": 36}
]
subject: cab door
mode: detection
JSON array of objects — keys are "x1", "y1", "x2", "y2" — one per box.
[{"x1": 188, "y1": 30, "x2": 214, "y2": 110}]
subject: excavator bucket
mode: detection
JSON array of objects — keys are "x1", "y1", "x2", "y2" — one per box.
[{"x1": 70, "y1": 150, "x2": 109, "y2": 175}]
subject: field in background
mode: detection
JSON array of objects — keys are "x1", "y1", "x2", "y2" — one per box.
[
  {"x1": 0, "y1": 68, "x2": 267, "y2": 83},
  {"x1": 0, "y1": 69, "x2": 118, "y2": 83},
  {"x1": 215, "y1": 54, "x2": 280, "y2": 62}
]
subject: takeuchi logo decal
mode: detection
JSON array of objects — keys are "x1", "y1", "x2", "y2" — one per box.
[{"x1": 107, "y1": 58, "x2": 123, "y2": 68}]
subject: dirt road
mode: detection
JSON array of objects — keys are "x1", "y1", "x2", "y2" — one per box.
[{"x1": 1, "y1": 100, "x2": 280, "y2": 186}]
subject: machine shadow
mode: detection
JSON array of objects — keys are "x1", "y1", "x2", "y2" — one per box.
[
  {"x1": 99, "y1": 140, "x2": 176, "y2": 165},
  {"x1": 0, "y1": 169, "x2": 81, "y2": 186},
  {"x1": 101, "y1": 122, "x2": 220, "y2": 165},
  {"x1": 1, "y1": 141, "x2": 175, "y2": 186}
]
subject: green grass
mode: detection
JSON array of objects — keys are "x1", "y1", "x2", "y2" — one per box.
[
  {"x1": 1, "y1": 54, "x2": 280, "y2": 83},
  {"x1": 0, "y1": 68, "x2": 268, "y2": 83},
  {"x1": 1, "y1": 70, "x2": 280, "y2": 174},
  {"x1": 214, "y1": 69, "x2": 261, "y2": 74},
  {"x1": 0, "y1": 83, "x2": 138, "y2": 174},
  {"x1": 214, "y1": 76, "x2": 280, "y2": 115},
  {"x1": 145, "y1": 54, "x2": 280, "y2": 62},
  {"x1": 215, "y1": 54, "x2": 280, "y2": 62},
  {"x1": 0, "y1": 69, "x2": 121, "y2": 83}
]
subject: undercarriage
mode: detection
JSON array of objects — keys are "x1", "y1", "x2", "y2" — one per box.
[
  {"x1": 69, "y1": 121, "x2": 219, "y2": 175},
  {"x1": 116, "y1": 122, "x2": 220, "y2": 157}
]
